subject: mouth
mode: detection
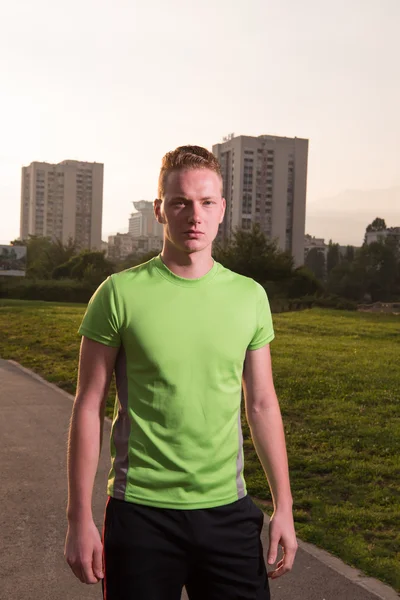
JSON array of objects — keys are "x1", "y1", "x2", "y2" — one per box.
[{"x1": 184, "y1": 231, "x2": 204, "y2": 235}]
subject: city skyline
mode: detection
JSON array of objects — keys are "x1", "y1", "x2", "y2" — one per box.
[
  {"x1": 6, "y1": 155, "x2": 398, "y2": 250},
  {"x1": 1, "y1": 0, "x2": 399, "y2": 247}
]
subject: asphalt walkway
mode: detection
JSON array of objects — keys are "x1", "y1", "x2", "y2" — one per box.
[{"x1": 0, "y1": 358, "x2": 398, "y2": 600}]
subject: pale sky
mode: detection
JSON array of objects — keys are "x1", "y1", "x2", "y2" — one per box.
[{"x1": 1, "y1": 0, "x2": 399, "y2": 247}]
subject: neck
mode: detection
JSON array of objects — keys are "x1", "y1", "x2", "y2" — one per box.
[{"x1": 160, "y1": 241, "x2": 214, "y2": 279}]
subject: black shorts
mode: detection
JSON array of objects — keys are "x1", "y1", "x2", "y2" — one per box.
[{"x1": 101, "y1": 494, "x2": 270, "y2": 600}]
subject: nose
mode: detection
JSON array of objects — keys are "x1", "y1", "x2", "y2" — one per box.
[{"x1": 188, "y1": 204, "x2": 202, "y2": 225}]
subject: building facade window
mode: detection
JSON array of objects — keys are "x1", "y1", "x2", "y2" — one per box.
[{"x1": 241, "y1": 192, "x2": 252, "y2": 213}]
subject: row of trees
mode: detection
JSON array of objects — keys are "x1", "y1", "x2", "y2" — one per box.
[
  {"x1": 5, "y1": 217, "x2": 399, "y2": 305},
  {"x1": 305, "y1": 218, "x2": 400, "y2": 302},
  {"x1": 10, "y1": 236, "x2": 115, "y2": 286},
  {"x1": 8, "y1": 231, "x2": 322, "y2": 299},
  {"x1": 212, "y1": 227, "x2": 324, "y2": 301}
]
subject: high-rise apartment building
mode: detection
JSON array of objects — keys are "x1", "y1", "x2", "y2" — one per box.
[
  {"x1": 20, "y1": 160, "x2": 104, "y2": 250},
  {"x1": 212, "y1": 134, "x2": 308, "y2": 266}
]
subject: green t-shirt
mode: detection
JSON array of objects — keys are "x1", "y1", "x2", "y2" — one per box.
[{"x1": 78, "y1": 254, "x2": 274, "y2": 509}]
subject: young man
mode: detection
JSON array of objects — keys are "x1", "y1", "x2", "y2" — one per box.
[{"x1": 64, "y1": 145, "x2": 297, "y2": 599}]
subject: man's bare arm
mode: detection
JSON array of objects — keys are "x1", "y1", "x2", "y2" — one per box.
[
  {"x1": 242, "y1": 343, "x2": 292, "y2": 510},
  {"x1": 66, "y1": 336, "x2": 119, "y2": 522},
  {"x1": 242, "y1": 343, "x2": 297, "y2": 578}
]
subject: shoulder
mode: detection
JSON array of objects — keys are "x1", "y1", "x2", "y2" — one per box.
[
  {"x1": 215, "y1": 261, "x2": 255, "y2": 286},
  {"x1": 215, "y1": 262, "x2": 266, "y2": 297},
  {"x1": 110, "y1": 257, "x2": 157, "y2": 288}
]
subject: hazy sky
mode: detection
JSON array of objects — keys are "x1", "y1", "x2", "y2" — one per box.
[{"x1": 1, "y1": 0, "x2": 399, "y2": 246}]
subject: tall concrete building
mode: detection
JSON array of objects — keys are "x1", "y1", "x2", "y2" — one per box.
[
  {"x1": 212, "y1": 134, "x2": 308, "y2": 266},
  {"x1": 129, "y1": 200, "x2": 163, "y2": 238},
  {"x1": 20, "y1": 160, "x2": 104, "y2": 250}
]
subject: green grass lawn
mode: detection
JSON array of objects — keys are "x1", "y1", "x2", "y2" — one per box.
[{"x1": 1, "y1": 299, "x2": 399, "y2": 591}]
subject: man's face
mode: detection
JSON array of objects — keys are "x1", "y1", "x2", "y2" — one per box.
[{"x1": 154, "y1": 168, "x2": 226, "y2": 254}]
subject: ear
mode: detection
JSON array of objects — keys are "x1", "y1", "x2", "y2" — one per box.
[
  {"x1": 220, "y1": 197, "x2": 227, "y2": 223},
  {"x1": 154, "y1": 198, "x2": 165, "y2": 224}
]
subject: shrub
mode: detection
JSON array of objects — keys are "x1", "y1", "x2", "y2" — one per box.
[
  {"x1": 0, "y1": 278, "x2": 98, "y2": 303},
  {"x1": 286, "y1": 267, "x2": 324, "y2": 299},
  {"x1": 302, "y1": 294, "x2": 357, "y2": 311}
]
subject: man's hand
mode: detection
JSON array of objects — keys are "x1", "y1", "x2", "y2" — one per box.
[
  {"x1": 266, "y1": 508, "x2": 298, "y2": 579},
  {"x1": 64, "y1": 519, "x2": 104, "y2": 584}
]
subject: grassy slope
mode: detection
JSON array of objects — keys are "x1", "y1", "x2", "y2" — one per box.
[
  {"x1": 244, "y1": 308, "x2": 399, "y2": 590},
  {"x1": 0, "y1": 299, "x2": 399, "y2": 590}
]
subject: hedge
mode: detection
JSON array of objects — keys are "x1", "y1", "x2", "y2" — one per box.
[
  {"x1": 0, "y1": 279, "x2": 358, "y2": 311},
  {"x1": 0, "y1": 278, "x2": 98, "y2": 303}
]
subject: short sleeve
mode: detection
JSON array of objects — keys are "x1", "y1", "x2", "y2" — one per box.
[
  {"x1": 78, "y1": 276, "x2": 121, "y2": 347},
  {"x1": 247, "y1": 281, "x2": 275, "y2": 350}
]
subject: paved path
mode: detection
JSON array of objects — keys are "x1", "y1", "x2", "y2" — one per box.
[{"x1": 0, "y1": 358, "x2": 398, "y2": 600}]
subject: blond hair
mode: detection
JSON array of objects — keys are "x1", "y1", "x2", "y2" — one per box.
[{"x1": 158, "y1": 145, "x2": 222, "y2": 199}]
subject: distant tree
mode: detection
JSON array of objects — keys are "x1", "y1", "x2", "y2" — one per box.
[
  {"x1": 366, "y1": 217, "x2": 387, "y2": 232},
  {"x1": 344, "y1": 245, "x2": 355, "y2": 263},
  {"x1": 364, "y1": 217, "x2": 387, "y2": 245},
  {"x1": 328, "y1": 237, "x2": 399, "y2": 302},
  {"x1": 53, "y1": 250, "x2": 114, "y2": 286},
  {"x1": 43, "y1": 237, "x2": 77, "y2": 273},
  {"x1": 326, "y1": 240, "x2": 341, "y2": 275},
  {"x1": 327, "y1": 261, "x2": 366, "y2": 301},
  {"x1": 286, "y1": 266, "x2": 324, "y2": 298},
  {"x1": 8, "y1": 235, "x2": 103, "y2": 280},
  {"x1": 304, "y1": 248, "x2": 326, "y2": 280},
  {"x1": 213, "y1": 224, "x2": 294, "y2": 284},
  {"x1": 357, "y1": 238, "x2": 399, "y2": 301},
  {"x1": 10, "y1": 235, "x2": 54, "y2": 279}
]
